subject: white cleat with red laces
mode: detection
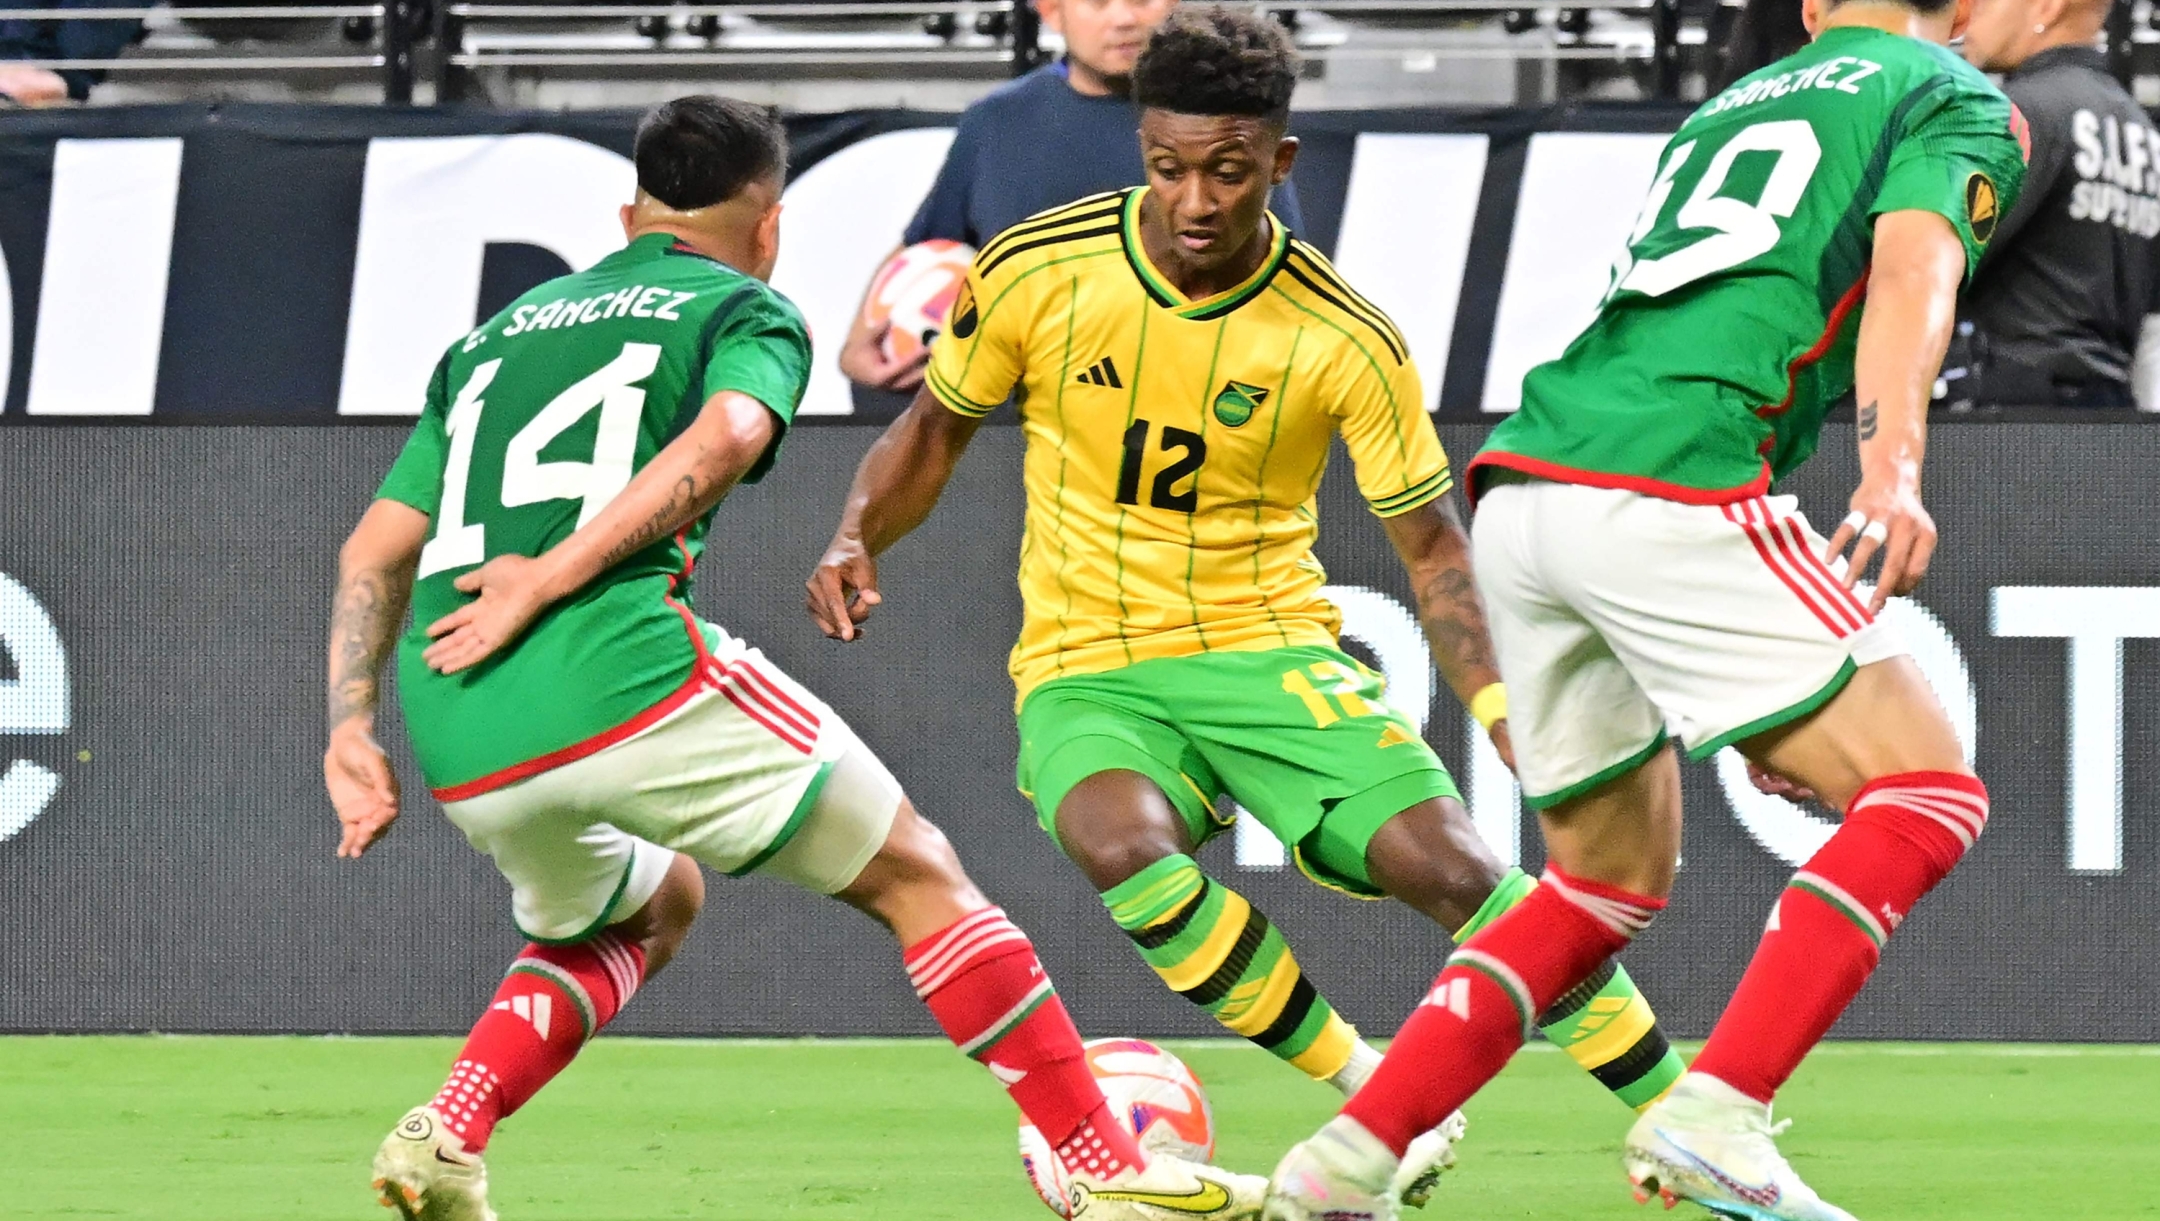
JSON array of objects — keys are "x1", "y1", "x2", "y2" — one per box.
[{"x1": 1622, "y1": 1075, "x2": 1859, "y2": 1221}]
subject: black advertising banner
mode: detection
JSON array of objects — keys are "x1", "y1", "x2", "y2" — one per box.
[
  {"x1": 0, "y1": 102, "x2": 1699, "y2": 424},
  {"x1": 1, "y1": 423, "x2": 2155, "y2": 1038}
]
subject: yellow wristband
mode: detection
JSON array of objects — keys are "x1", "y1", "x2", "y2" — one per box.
[{"x1": 1468, "y1": 682, "x2": 1508, "y2": 732}]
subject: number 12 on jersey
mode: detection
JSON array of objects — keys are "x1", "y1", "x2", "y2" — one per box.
[{"x1": 1115, "y1": 417, "x2": 1208, "y2": 512}]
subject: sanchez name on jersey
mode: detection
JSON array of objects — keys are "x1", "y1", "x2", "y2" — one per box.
[
  {"x1": 1471, "y1": 26, "x2": 2027, "y2": 503},
  {"x1": 377, "y1": 233, "x2": 812, "y2": 796}
]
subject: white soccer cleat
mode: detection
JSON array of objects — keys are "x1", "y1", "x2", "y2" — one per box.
[
  {"x1": 371, "y1": 1105, "x2": 499, "y2": 1221},
  {"x1": 1324, "y1": 1038, "x2": 1465, "y2": 1209},
  {"x1": 1391, "y1": 1111, "x2": 1468, "y2": 1209},
  {"x1": 1622, "y1": 1075, "x2": 1859, "y2": 1221},
  {"x1": 1068, "y1": 1153, "x2": 1267, "y2": 1220},
  {"x1": 1262, "y1": 1116, "x2": 1401, "y2": 1221}
]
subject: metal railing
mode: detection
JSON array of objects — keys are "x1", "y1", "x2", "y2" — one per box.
[
  {"x1": 1, "y1": 0, "x2": 1706, "y2": 105},
  {"x1": 0, "y1": 2, "x2": 422, "y2": 99}
]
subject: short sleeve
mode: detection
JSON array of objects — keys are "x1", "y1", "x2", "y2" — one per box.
[
  {"x1": 1335, "y1": 352, "x2": 1452, "y2": 517},
  {"x1": 701, "y1": 288, "x2": 814, "y2": 483},
  {"x1": 924, "y1": 262, "x2": 1026, "y2": 419},
  {"x1": 375, "y1": 354, "x2": 452, "y2": 514},
  {"x1": 1872, "y1": 85, "x2": 2029, "y2": 280},
  {"x1": 904, "y1": 120, "x2": 979, "y2": 246},
  {"x1": 1989, "y1": 74, "x2": 2071, "y2": 251}
]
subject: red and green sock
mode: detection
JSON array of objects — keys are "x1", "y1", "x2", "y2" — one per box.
[
  {"x1": 431, "y1": 931, "x2": 646, "y2": 1152},
  {"x1": 904, "y1": 906, "x2": 1147, "y2": 1179},
  {"x1": 1693, "y1": 770, "x2": 1986, "y2": 1101},
  {"x1": 1344, "y1": 867, "x2": 1665, "y2": 1155}
]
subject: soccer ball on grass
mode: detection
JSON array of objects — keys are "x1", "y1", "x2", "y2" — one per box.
[{"x1": 1016, "y1": 1038, "x2": 1215, "y2": 1217}]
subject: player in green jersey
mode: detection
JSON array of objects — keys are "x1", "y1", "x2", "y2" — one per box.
[
  {"x1": 325, "y1": 96, "x2": 1261, "y2": 1221},
  {"x1": 1267, "y1": 1, "x2": 2024, "y2": 1219}
]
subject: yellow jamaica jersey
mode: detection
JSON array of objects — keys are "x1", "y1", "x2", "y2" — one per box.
[{"x1": 926, "y1": 187, "x2": 1452, "y2": 702}]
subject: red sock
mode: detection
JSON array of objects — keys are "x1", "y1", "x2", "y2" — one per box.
[
  {"x1": 1694, "y1": 770, "x2": 1985, "y2": 1102},
  {"x1": 432, "y1": 931, "x2": 646, "y2": 1151},
  {"x1": 904, "y1": 907, "x2": 1146, "y2": 1180},
  {"x1": 1344, "y1": 868, "x2": 1664, "y2": 1156}
]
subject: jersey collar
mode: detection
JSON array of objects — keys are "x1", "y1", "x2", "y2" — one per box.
[{"x1": 1118, "y1": 186, "x2": 1290, "y2": 322}]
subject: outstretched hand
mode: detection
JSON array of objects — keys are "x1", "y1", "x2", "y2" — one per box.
[
  {"x1": 806, "y1": 539, "x2": 882, "y2": 642},
  {"x1": 326, "y1": 720, "x2": 400, "y2": 858},
  {"x1": 1825, "y1": 474, "x2": 1936, "y2": 614},
  {"x1": 423, "y1": 554, "x2": 555, "y2": 674}
]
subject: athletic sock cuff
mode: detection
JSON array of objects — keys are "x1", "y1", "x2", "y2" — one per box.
[
  {"x1": 904, "y1": 907, "x2": 1035, "y2": 998},
  {"x1": 1846, "y1": 770, "x2": 1989, "y2": 861},
  {"x1": 1101, "y1": 854, "x2": 1207, "y2": 931},
  {"x1": 514, "y1": 931, "x2": 646, "y2": 1038},
  {"x1": 1539, "y1": 866, "x2": 1666, "y2": 941}
]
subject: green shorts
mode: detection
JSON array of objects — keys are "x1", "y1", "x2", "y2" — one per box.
[{"x1": 1015, "y1": 645, "x2": 1462, "y2": 897}]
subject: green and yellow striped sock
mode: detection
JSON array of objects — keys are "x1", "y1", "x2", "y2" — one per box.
[
  {"x1": 1456, "y1": 867, "x2": 1685, "y2": 1111},
  {"x1": 1103, "y1": 854, "x2": 1361, "y2": 1081}
]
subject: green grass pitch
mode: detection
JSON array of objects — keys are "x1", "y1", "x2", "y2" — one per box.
[{"x1": 4, "y1": 1036, "x2": 2155, "y2": 1219}]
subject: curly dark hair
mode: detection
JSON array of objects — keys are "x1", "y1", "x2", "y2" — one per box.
[
  {"x1": 1131, "y1": 4, "x2": 1300, "y2": 125},
  {"x1": 633, "y1": 94, "x2": 787, "y2": 210}
]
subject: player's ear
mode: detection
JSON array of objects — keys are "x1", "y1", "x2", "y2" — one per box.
[
  {"x1": 1947, "y1": 0, "x2": 1979, "y2": 41},
  {"x1": 1034, "y1": 0, "x2": 1064, "y2": 37},
  {"x1": 620, "y1": 202, "x2": 637, "y2": 241},
  {"x1": 1271, "y1": 134, "x2": 1300, "y2": 186},
  {"x1": 753, "y1": 201, "x2": 784, "y2": 282},
  {"x1": 1800, "y1": 0, "x2": 1829, "y2": 37}
]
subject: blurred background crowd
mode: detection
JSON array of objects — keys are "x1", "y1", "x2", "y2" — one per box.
[{"x1": 7, "y1": 0, "x2": 2157, "y2": 411}]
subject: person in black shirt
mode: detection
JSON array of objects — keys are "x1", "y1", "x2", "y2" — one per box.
[
  {"x1": 1953, "y1": 0, "x2": 2154, "y2": 409},
  {"x1": 836, "y1": 0, "x2": 1303, "y2": 394}
]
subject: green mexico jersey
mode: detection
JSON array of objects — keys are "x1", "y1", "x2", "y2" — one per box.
[
  {"x1": 1472, "y1": 26, "x2": 2026, "y2": 502},
  {"x1": 375, "y1": 233, "x2": 812, "y2": 796}
]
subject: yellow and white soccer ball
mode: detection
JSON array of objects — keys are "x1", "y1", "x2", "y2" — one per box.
[
  {"x1": 1016, "y1": 1038, "x2": 1217, "y2": 1217},
  {"x1": 861, "y1": 238, "x2": 974, "y2": 364}
]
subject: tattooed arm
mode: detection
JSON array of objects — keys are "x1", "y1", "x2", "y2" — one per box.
[
  {"x1": 1824, "y1": 209, "x2": 1964, "y2": 611},
  {"x1": 419, "y1": 390, "x2": 780, "y2": 676},
  {"x1": 326, "y1": 499, "x2": 429, "y2": 859},
  {"x1": 1379, "y1": 495, "x2": 1512, "y2": 768}
]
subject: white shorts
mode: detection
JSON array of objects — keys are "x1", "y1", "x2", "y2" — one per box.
[
  {"x1": 1471, "y1": 478, "x2": 1907, "y2": 808},
  {"x1": 442, "y1": 625, "x2": 904, "y2": 942}
]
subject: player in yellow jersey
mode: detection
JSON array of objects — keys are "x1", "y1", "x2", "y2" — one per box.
[{"x1": 808, "y1": 7, "x2": 1684, "y2": 1203}]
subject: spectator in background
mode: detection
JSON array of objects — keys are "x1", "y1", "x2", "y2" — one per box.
[
  {"x1": 1951, "y1": 0, "x2": 2153, "y2": 409},
  {"x1": 1711, "y1": 0, "x2": 1808, "y2": 90},
  {"x1": 0, "y1": 0, "x2": 141, "y2": 105},
  {"x1": 837, "y1": 0, "x2": 1305, "y2": 393}
]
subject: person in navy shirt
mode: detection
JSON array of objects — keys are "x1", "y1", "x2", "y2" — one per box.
[{"x1": 838, "y1": 0, "x2": 1303, "y2": 393}]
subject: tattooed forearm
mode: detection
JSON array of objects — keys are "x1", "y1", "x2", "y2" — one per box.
[
  {"x1": 1382, "y1": 501, "x2": 1504, "y2": 710},
  {"x1": 327, "y1": 563, "x2": 412, "y2": 731},
  {"x1": 1415, "y1": 562, "x2": 1501, "y2": 701},
  {"x1": 1858, "y1": 400, "x2": 1879, "y2": 441},
  {"x1": 598, "y1": 471, "x2": 705, "y2": 572}
]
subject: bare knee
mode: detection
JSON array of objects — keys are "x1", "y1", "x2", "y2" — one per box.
[
  {"x1": 1054, "y1": 770, "x2": 1194, "y2": 892},
  {"x1": 1538, "y1": 746, "x2": 1682, "y2": 900},
  {"x1": 1364, "y1": 796, "x2": 1507, "y2": 932},
  {"x1": 612, "y1": 852, "x2": 704, "y2": 976},
  {"x1": 836, "y1": 800, "x2": 987, "y2": 944},
  {"x1": 1746, "y1": 657, "x2": 1971, "y2": 811}
]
